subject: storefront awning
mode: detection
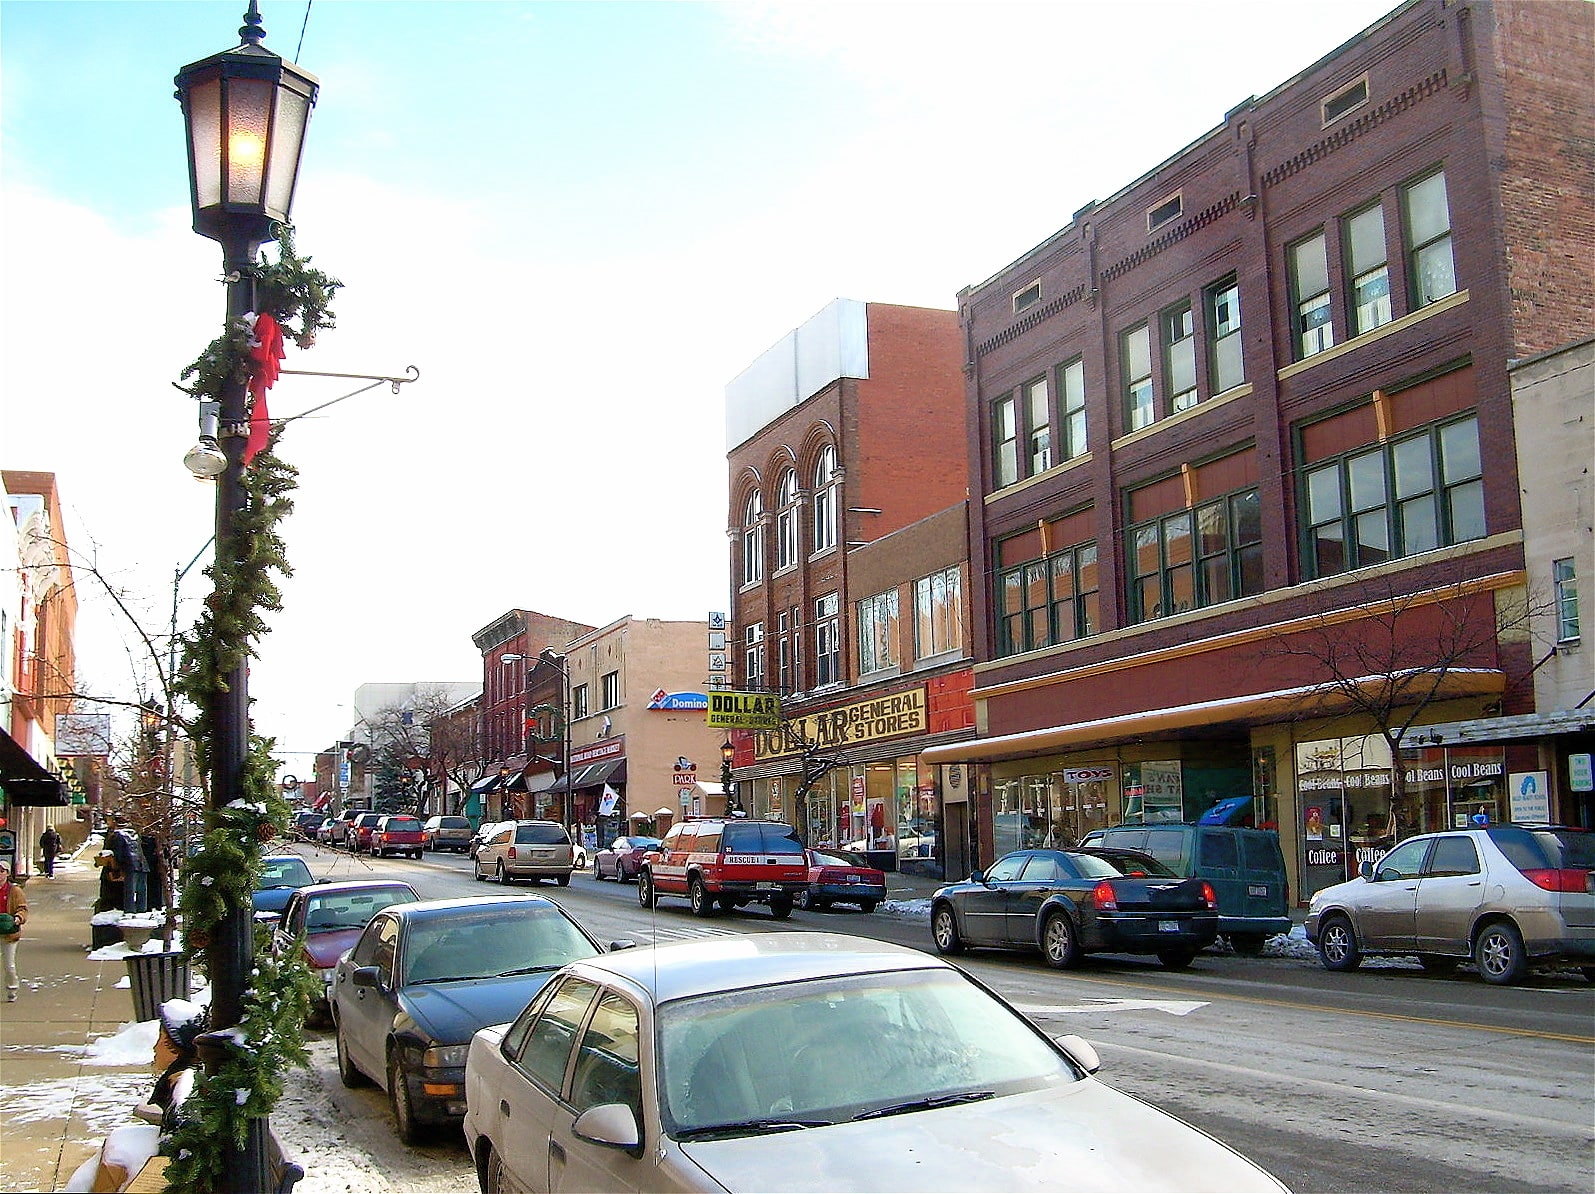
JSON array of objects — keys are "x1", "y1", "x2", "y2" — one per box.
[
  {"x1": 0, "y1": 729, "x2": 67, "y2": 806},
  {"x1": 921, "y1": 668, "x2": 1507, "y2": 765},
  {"x1": 551, "y1": 758, "x2": 627, "y2": 793},
  {"x1": 470, "y1": 773, "x2": 502, "y2": 794},
  {"x1": 1415, "y1": 707, "x2": 1594, "y2": 746}
]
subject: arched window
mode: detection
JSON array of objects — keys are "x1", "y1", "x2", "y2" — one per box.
[
  {"x1": 742, "y1": 490, "x2": 764, "y2": 586},
  {"x1": 775, "y1": 469, "x2": 800, "y2": 570},
  {"x1": 812, "y1": 446, "x2": 838, "y2": 553}
]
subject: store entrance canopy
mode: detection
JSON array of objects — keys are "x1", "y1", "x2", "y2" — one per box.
[{"x1": 0, "y1": 729, "x2": 67, "y2": 806}]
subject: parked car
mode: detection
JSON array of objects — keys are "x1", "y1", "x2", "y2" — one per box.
[
  {"x1": 799, "y1": 848, "x2": 886, "y2": 913},
  {"x1": 473, "y1": 820, "x2": 575, "y2": 886},
  {"x1": 462, "y1": 933, "x2": 1287, "y2": 1193},
  {"x1": 1078, "y1": 824, "x2": 1291, "y2": 953},
  {"x1": 931, "y1": 848, "x2": 1219, "y2": 970},
  {"x1": 369, "y1": 815, "x2": 425, "y2": 859},
  {"x1": 1306, "y1": 824, "x2": 1595, "y2": 985},
  {"x1": 317, "y1": 815, "x2": 349, "y2": 846},
  {"x1": 421, "y1": 815, "x2": 473, "y2": 853},
  {"x1": 252, "y1": 854, "x2": 317, "y2": 916},
  {"x1": 324, "y1": 808, "x2": 364, "y2": 849},
  {"x1": 639, "y1": 818, "x2": 807, "y2": 919},
  {"x1": 469, "y1": 820, "x2": 509, "y2": 860},
  {"x1": 290, "y1": 810, "x2": 327, "y2": 841},
  {"x1": 348, "y1": 812, "x2": 384, "y2": 854},
  {"x1": 330, "y1": 895, "x2": 619, "y2": 1144},
  {"x1": 273, "y1": 879, "x2": 420, "y2": 1023},
  {"x1": 592, "y1": 836, "x2": 660, "y2": 882}
]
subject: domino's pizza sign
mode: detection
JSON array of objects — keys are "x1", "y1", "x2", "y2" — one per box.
[{"x1": 647, "y1": 689, "x2": 709, "y2": 711}]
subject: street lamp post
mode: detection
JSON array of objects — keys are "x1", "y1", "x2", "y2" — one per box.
[
  {"x1": 538, "y1": 649, "x2": 573, "y2": 830},
  {"x1": 174, "y1": 6, "x2": 316, "y2": 1189}
]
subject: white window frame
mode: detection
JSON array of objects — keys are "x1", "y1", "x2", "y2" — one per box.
[
  {"x1": 857, "y1": 589, "x2": 900, "y2": 675},
  {"x1": 775, "y1": 469, "x2": 799, "y2": 571},
  {"x1": 815, "y1": 593, "x2": 841, "y2": 688},
  {"x1": 914, "y1": 566, "x2": 963, "y2": 660},
  {"x1": 742, "y1": 490, "x2": 764, "y2": 586},
  {"x1": 600, "y1": 670, "x2": 620, "y2": 711},
  {"x1": 1554, "y1": 558, "x2": 1580, "y2": 643},
  {"x1": 812, "y1": 446, "x2": 839, "y2": 553}
]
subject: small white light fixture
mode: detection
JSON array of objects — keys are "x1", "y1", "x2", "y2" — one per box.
[
  {"x1": 184, "y1": 400, "x2": 227, "y2": 479},
  {"x1": 501, "y1": 653, "x2": 524, "y2": 664}
]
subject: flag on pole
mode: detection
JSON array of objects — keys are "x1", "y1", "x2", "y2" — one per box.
[
  {"x1": 243, "y1": 311, "x2": 285, "y2": 466},
  {"x1": 598, "y1": 784, "x2": 620, "y2": 816}
]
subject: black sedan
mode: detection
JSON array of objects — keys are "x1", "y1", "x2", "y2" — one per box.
[
  {"x1": 930, "y1": 849, "x2": 1219, "y2": 970},
  {"x1": 329, "y1": 895, "x2": 617, "y2": 1144}
]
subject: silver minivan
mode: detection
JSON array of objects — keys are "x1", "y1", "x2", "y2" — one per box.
[{"x1": 473, "y1": 820, "x2": 574, "y2": 886}]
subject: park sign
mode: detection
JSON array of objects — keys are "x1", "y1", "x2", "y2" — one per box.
[{"x1": 706, "y1": 690, "x2": 782, "y2": 730}]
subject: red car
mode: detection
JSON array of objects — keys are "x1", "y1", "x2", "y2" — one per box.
[
  {"x1": 592, "y1": 835, "x2": 661, "y2": 882},
  {"x1": 799, "y1": 848, "x2": 887, "y2": 913},
  {"x1": 348, "y1": 812, "x2": 383, "y2": 853},
  {"x1": 371, "y1": 815, "x2": 425, "y2": 859},
  {"x1": 272, "y1": 880, "x2": 419, "y2": 1023}
]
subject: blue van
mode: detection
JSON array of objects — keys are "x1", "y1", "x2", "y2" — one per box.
[{"x1": 1082, "y1": 824, "x2": 1291, "y2": 952}]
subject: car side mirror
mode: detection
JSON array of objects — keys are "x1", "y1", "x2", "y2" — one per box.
[
  {"x1": 1054, "y1": 1033, "x2": 1102, "y2": 1075},
  {"x1": 607, "y1": 940, "x2": 638, "y2": 952},
  {"x1": 971, "y1": 870, "x2": 985, "y2": 885},
  {"x1": 572, "y1": 1102, "x2": 642, "y2": 1153},
  {"x1": 351, "y1": 965, "x2": 382, "y2": 990},
  {"x1": 1358, "y1": 860, "x2": 1374, "y2": 880}
]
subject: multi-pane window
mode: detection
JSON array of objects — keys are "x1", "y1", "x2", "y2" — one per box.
[
  {"x1": 1060, "y1": 359, "x2": 1087, "y2": 460},
  {"x1": 744, "y1": 622, "x2": 765, "y2": 691},
  {"x1": 777, "y1": 608, "x2": 799, "y2": 693},
  {"x1": 571, "y1": 684, "x2": 588, "y2": 721},
  {"x1": 992, "y1": 395, "x2": 1018, "y2": 487},
  {"x1": 857, "y1": 589, "x2": 900, "y2": 674},
  {"x1": 1025, "y1": 376, "x2": 1052, "y2": 474},
  {"x1": 1304, "y1": 414, "x2": 1484, "y2": 578},
  {"x1": 600, "y1": 670, "x2": 620, "y2": 711},
  {"x1": 1207, "y1": 278, "x2": 1243, "y2": 393},
  {"x1": 775, "y1": 469, "x2": 799, "y2": 571},
  {"x1": 741, "y1": 491, "x2": 764, "y2": 585},
  {"x1": 814, "y1": 593, "x2": 841, "y2": 687},
  {"x1": 914, "y1": 566, "x2": 963, "y2": 660},
  {"x1": 1403, "y1": 170, "x2": 1456, "y2": 307},
  {"x1": 998, "y1": 542, "x2": 1099, "y2": 657},
  {"x1": 1123, "y1": 324, "x2": 1155, "y2": 431},
  {"x1": 1164, "y1": 303, "x2": 1197, "y2": 412},
  {"x1": 1291, "y1": 232, "x2": 1335, "y2": 358},
  {"x1": 1345, "y1": 204, "x2": 1391, "y2": 335},
  {"x1": 812, "y1": 446, "x2": 839, "y2": 552},
  {"x1": 1554, "y1": 558, "x2": 1580, "y2": 642},
  {"x1": 1130, "y1": 487, "x2": 1261, "y2": 623}
]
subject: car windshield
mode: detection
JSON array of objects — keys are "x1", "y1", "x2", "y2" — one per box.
[
  {"x1": 1090, "y1": 851, "x2": 1177, "y2": 877},
  {"x1": 627, "y1": 838, "x2": 660, "y2": 851},
  {"x1": 657, "y1": 969, "x2": 1076, "y2": 1139},
  {"x1": 384, "y1": 818, "x2": 421, "y2": 831},
  {"x1": 812, "y1": 850, "x2": 869, "y2": 868},
  {"x1": 303, "y1": 887, "x2": 416, "y2": 932},
  {"x1": 402, "y1": 906, "x2": 598, "y2": 985},
  {"x1": 515, "y1": 823, "x2": 570, "y2": 845},
  {"x1": 436, "y1": 818, "x2": 469, "y2": 830},
  {"x1": 261, "y1": 857, "x2": 314, "y2": 888}
]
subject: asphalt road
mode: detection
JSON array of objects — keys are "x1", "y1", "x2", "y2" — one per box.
[{"x1": 287, "y1": 842, "x2": 1595, "y2": 1193}]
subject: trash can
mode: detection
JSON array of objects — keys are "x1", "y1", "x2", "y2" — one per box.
[{"x1": 125, "y1": 951, "x2": 191, "y2": 1022}]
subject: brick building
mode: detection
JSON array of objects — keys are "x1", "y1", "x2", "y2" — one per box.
[
  {"x1": 920, "y1": 0, "x2": 1594, "y2": 901},
  {"x1": 723, "y1": 299, "x2": 977, "y2": 879}
]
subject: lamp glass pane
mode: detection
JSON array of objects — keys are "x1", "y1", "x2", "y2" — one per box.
[
  {"x1": 266, "y1": 87, "x2": 310, "y2": 219},
  {"x1": 225, "y1": 77, "x2": 273, "y2": 207},
  {"x1": 188, "y1": 78, "x2": 223, "y2": 208}
]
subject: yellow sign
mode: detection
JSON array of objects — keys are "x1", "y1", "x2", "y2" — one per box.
[
  {"x1": 706, "y1": 690, "x2": 783, "y2": 730},
  {"x1": 754, "y1": 688, "x2": 927, "y2": 759}
]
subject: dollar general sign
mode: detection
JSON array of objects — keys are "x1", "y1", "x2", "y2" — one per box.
[{"x1": 706, "y1": 691, "x2": 783, "y2": 730}]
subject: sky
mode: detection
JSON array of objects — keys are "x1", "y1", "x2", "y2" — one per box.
[{"x1": 0, "y1": 0, "x2": 1400, "y2": 775}]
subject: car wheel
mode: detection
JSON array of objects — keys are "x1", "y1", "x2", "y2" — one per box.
[
  {"x1": 1418, "y1": 954, "x2": 1460, "y2": 974},
  {"x1": 769, "y1": 895, "x2": 794, "y2": 920},
  {"x1": 689, "y1": 876, "x2": 715, "y2": 917},
  {"x1": 931, "y1": 903, "x2": 964, "y2": 955},
  {"x1": 1228, "y1": 933, "x2": 1267, "y2": 957},
  {"x1": 483, "y1": 1144, "x2": 513, "y2": 1194},
  {"x1": 473, "y1": 858, "x2": 486, "y2": 881},
  {"x1": 496, "y1": 861, "x2": 512, "y2": 886},
  {"x1": 797, "y1": 888, "x2": 813, "y2": 911},
  {"x1": 556, "y1": 872, "x2": 571, "y2": 887},
  {"x1": 858, "y1": 899, "x2": 878, "y2": 914},
  {"x1": 1042, "y1": 910, "x2": 1081, "y2": 969},
  {"x1": 1157, "y1": 949, "x2": 1197, "y2": 970},
  {"x1": 1316, "y1": 914, "x2": 1362, "y2": 971},
  {"x1": 1474, "y1": 921, "x2": 1528, "y2": 985},
  {"x1": 638, "y1": 871, "x2": 656, "y2": 908},
  {"x1": 335, "y1": 1021, "x2": 368, "y2": 1088},
  {"x1": 389, "y1": 1053, "x2": 424, "y2": 1145}
]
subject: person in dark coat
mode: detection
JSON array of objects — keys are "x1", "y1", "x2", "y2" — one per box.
[
  {"x1": 107, "y1": 822, "x2": 150, "y2": 913},
  {"x1": 39, "y1": 826, "x2": 61, "y2": 878}
]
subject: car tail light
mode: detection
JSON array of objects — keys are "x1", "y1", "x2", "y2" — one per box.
[
  {"x1": 508, "y1": 846, "x2": 518, "y2": 859},
  {"x1": 1200, "y1": 881, "x2": 1218, "y2": 909},
  {"x1": 1092, "y1": 881, "x2": 1118, "y2": 911},
  {"x1": 1520, "y1": 868, "x2": 1591, "y2": 893}
]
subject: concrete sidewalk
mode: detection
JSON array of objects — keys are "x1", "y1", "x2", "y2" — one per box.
[{"x1": 0, "y1": 857, "x2": 167, "y2": 1192}]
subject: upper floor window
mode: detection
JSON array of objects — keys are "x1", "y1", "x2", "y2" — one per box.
[
  {"x1": 741, "y1": 491, "x2": 764, "y2": 586},
  {"x1": 812, "y1": 446, "x2": 839, "y2": 553},
  {"x1": 1290, "y1": 232, "x2": 1335, "y2": 359},
  {"x1": 1123, "y1": 323, "x2": 1155, "y2": 432},
  {"x1": 814, "y1": 593, "x2": 841, "y2": 687},
  {"x1": 1345, "y1": 203, "x2": 1391, "y2": 335},
  {"x1": 600, "y1": 670, "x2": 620, "y2": 711},
  {"x1": 998, "y1": 540, "x2": 1099, "y2": 657},
  {"x1": 775, "y1": 469, "x2": 799, "y2": 571},
  {"x1": 1025, "y1": 376, "x2": 1052, "y2": 474},
  {"x1": 1207, "y1": 278, "x2": 1244, "y2": 393},
  {"x1": 857, "y1": 589, "x2": 900, "y2": 675},
  {"x1": 572, "y1": 684, "x2": 589, "y2": 721},
  {"x1": 992, "y1": 394, "x2": 1018, "y2": 488},
  {"x1": 776, "y1": 607, "x2": 800, "y2": 693},
  {"x1": 1164, "y1": 303, "x2": 1197, "y2": 412},
  {"x1": 914, "y1": 566, "x2": 963, "y2": 660},
  {"x1": 1130, "y1": 486, "x2": 1262, "y2": 623},
  {"x1": 1554, "y1": 558, "x2": 1580, "y2": 643},
  {"x1": 1303, "y1": 413, "x2": 1483, "y2": 579},
  {"x1": 1060, "y1": 359, "x2": 1087, "y2": 461},
  {"x1": 1012, "y1": 281, "x2": 1041, "y2": 313},
  {"x1": 744, "y1": 622, "x2": 766, "y2": 691},
  {"x1": 1403, "y1": 170, "x2": 1456, "y2": 307}
]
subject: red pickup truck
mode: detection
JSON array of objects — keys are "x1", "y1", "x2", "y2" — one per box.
[{"x1": 370, "y1": 814, "x2": 425, "y2": 859}]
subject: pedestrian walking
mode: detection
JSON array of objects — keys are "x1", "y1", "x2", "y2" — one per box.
[
  {"x1": 39, "y1": 825, "x2": 62, "y2": 878},
  {"x1": 0, "y1": 859, "x2": 30, "y2": 1001}
]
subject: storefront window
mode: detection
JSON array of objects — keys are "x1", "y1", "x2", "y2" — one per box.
[{"x1": 993, "y1": 766, "x2": 1118, "y2": 855}]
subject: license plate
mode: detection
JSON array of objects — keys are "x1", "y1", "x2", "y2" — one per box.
[
  {"x1": 756, "y1": 881, "x2": 775, "y2": 891},
  {"x1": 1248, "y1": 884, "x2": 1268, "y2": 897},
  {"x1": 1158, "y1": 920, "x2": 1179, "y2": 933},
  {"x1": 845, "y1": 876, "x2": 859, "y2": 884}
]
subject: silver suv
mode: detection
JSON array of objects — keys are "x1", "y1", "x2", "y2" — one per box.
[
  {"x1": 473, "y1": 820, "x2": 575, "y2": 886},
  {"x1": 1306, "y1": 825, "x2": 1595, "y2": 984}
]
